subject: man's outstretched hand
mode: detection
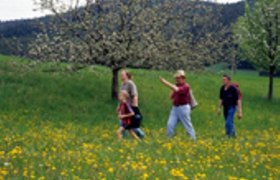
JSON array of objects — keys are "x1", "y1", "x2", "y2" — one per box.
[
  {"x1": 159, "y1": 76, "x2": 178, "y2": 92},
  {"x1": 159, "y1": 77, "x2": 166, "y2": 83},
  {"x1": 217, "y1": 109, "x2": 221, "y2": 116},
  {"x1": 237, "y1": 111, "x2": 243, "y2": 120}
]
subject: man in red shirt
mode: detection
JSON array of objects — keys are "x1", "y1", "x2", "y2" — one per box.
[{"x1": 160, "y1": 70, "x2": 196, "y2": 140}]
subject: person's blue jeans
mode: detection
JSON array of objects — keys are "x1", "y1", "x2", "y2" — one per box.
[
  {"x1": 223, "y1": 106, "x2": 236, "y2": 137},
  {"x1": 167, "y1": 105, "x2": 196, "y2": 140},
  {"x1": 134, "y1": 128, "x2": 145, "y2": 138}
]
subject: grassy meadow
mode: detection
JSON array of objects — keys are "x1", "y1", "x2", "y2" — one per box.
[{"x1": 0, "y1": 55, "x2": 279, "y2": 179}]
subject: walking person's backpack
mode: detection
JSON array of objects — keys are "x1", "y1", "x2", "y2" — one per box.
[
  {"x1": 131, "y1": 106, "x2": 142, "y2": 128},
  {"x1": 231, "y1": 83, "x2": 242, "y2": 100},
  {"x1": 190, "y1": 89, "x2": 198, "y2": 110}
]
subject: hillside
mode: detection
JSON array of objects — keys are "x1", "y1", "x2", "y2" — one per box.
[
  {"x1": 0, "y1": 54, "x2": 279, "y2": 179},
  {"x1": 0, "y1": 1, "x2": 246, "y2": 56}
]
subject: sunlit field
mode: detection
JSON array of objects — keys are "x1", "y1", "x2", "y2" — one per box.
[{"x1": 0, "y1": 55, "x2": 279, "y2": 179}]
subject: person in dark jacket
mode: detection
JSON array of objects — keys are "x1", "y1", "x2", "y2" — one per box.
[{"x1": 218, "y1": 75, "x2": 243, "y2": 137}]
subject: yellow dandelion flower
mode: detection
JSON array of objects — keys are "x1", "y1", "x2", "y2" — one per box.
[
  {"x1": 108, "y1": 167, "x2": 114, "y2": 173},
  {"x1": 143, "y1": 173, "x2": 149, "y2": 179},
  {"x1": 39, "y1": 176, "x2": 45, "y2": 180},
  {"x1": 228, "y1": 176, "x2": 238, "y2": 180},
  {"x1": 0, "y1": 151, "x2": 4, "y2": 157},
  {"x1": 61, "y1": 170, "x2": 67, "y2": 176},
  {"x1": 23, "y1": 168, "x2": 28, "y2": 177},
  {"x1": 0, "y1": 168, "x2": 8, "y2": 176}
]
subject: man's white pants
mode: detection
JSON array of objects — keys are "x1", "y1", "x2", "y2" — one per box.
[{"x1": 167, "y1": 104, "x2": 196, "y2": 140}]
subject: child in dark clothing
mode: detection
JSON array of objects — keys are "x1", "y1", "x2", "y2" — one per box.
[{"x1": 116, "y1": 90, "x2": 140, "y2": 141}]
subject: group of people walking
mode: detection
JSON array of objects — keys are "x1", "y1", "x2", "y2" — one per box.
[{"x1": 116, "y1": 69, "x2": 243, "y2": 141}]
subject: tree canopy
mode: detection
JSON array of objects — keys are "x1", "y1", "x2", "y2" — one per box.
[
  {"x1": 234, "y1": 0, "x2": 280, "y2": 100},
  {"x1": 28, "y1": 0, "x2": 232, "y2": 98}
]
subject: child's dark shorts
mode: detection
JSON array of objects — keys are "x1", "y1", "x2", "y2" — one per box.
[{"x1": 122, "y1": 123, "x2": 133, "y2": 130}]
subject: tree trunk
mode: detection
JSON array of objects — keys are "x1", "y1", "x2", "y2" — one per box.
[
  {"x1": 231, "y1": 60, "x2": 237, "y2": 74},
  {"x1": 112, "y1": 68, "x2": 120, "y2": 100},
  {"x1": 268, "y1": 65, "x2": 275, "y2": 101},
  {"x1": 230, "y1": 48, "x2": 237, "y2": 74}
]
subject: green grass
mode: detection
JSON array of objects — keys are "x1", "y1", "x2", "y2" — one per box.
[{"x1": 0, "y1": 55, "x2": 279, "y2": 179}]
